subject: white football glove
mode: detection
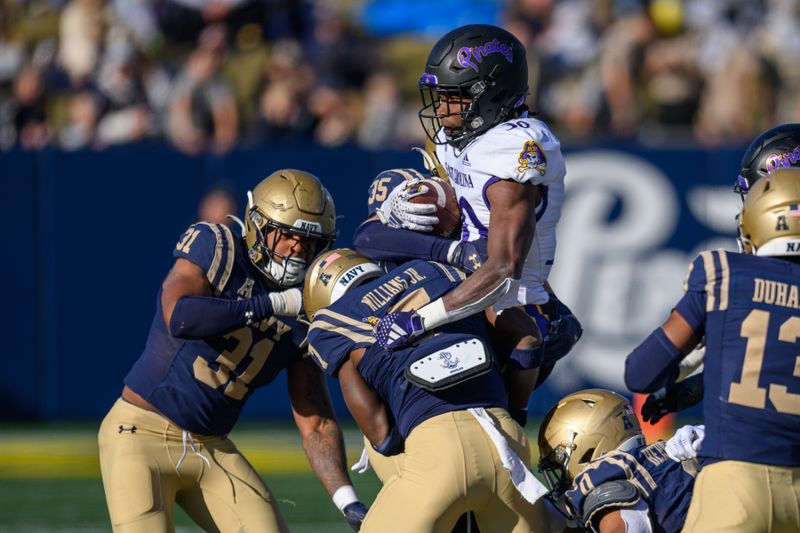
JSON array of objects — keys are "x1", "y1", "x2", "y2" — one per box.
[
  {"x1": 268, "y1": 287, "x2": 303, "y2": 316},
  {"x1": 350, "y1": 447, "x2": 371, "y2": 474},
  {"x1": 665, "y1": 424, "x2": 705, "y2": 462},
  {"x1": 376, "y1": 180, "x2": 439, "y2": 232}
]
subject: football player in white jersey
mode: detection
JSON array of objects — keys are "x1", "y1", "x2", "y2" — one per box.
[{"x1": 373, "y1": 24, "x2": 577, "y2": 386}]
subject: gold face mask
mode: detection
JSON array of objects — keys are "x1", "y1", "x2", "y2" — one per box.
[{"x1": 244, "y1": 169, "x2": 337, "y2": 287}]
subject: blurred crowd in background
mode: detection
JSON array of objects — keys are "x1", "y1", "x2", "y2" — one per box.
[{"x1": 2, "y1": 0, "x2": 800, "y2": 153}]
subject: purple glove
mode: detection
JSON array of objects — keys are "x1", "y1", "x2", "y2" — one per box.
[{"x1": 373, "y1": 311, "x2": 425, "y2": 350}]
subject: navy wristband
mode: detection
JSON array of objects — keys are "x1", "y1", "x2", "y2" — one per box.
[{"x1": 508, "y1": 347, "x2": 543, "y2": 370}]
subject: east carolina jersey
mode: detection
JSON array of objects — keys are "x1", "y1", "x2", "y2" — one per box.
[
  {"x1": 435, "y1": 114, "x2": 566, "y2": 308},
  {"x1": 678, "y1": 249, "x2": 800, "y2": 466},
  {"x1": 567, "y1": 441, "x2": 697, "y2": 533},
  {"x1": 307, "y1": 260, "x2": 508, "y2": 438},
  {"x1": 124, "y1": 222, "x2": 308, "y2": 436}
]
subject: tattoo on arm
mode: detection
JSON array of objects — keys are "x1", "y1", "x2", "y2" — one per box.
[{"x1": 289, "y1": 358, "x2": 352, "y2": 496}]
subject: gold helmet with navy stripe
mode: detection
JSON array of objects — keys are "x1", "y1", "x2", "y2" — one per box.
[
  {"x1": 538, "y1": 389, "x2": 643, "y2": 491},
  {"x1": 304, "y1": 248, "x2": 383, "y2": 319},
  {"x1": 739, "y1": 167, "x2": 800, "y2": 257},
  {"x1": 245, "y1": 169, "x2": 337, "y2": 287}
]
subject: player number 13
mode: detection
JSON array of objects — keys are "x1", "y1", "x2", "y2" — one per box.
[{"x1": 728, "y1": 309, "x2": 800, "y2": 415}]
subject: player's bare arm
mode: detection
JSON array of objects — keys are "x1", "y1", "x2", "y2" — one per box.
[
  {"x1": 288, "y1": 357, "x2": 352, "y2": 496},
  {"x1": 439, "y1": 179, "x2": 539, "y2": 314},
  {"x1": 337, "y1": 348, "x2": 390, "y2": 447},
  {"x1": 486, "y1": 307, "x2": 541, "y2": 412},
  {"x1": 597, "y1": 510, "x2": 626, "y2": 533},
  {"x1": 374, "y1": 179, "x2": 540, "y2": 349},
  {"x1": 661, "y1": 310, "x2": 701, "y2": 353},
  {"x1": 160, "y1": 257, "x2": 212, "y2": 330}
]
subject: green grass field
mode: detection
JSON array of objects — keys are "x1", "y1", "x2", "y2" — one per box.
[
  {"x1": 0, "y1": 419, "x2": 683, "y2": 532},
  {"x1": 0, "y1": 422, "x2": 385, "y2": 532}
]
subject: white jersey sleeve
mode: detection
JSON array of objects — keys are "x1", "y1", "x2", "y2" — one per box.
[
  {"x1": 469, "y1": 117, "x2": 566, "y2": 186},
  {"x1": 434, "y1": 116, "x2": 567, "y2": 307}
]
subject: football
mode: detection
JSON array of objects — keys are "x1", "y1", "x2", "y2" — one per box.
[{"x1": 406, "y1": 178, "x2": 462, "y2": 238}]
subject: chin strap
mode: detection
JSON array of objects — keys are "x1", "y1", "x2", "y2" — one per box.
[{"x1": 226, "y1": 214, "x2": 246, "y2": 237}]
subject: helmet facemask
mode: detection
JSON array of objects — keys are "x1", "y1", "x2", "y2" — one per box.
[
  {"x1": 247, "y1": 191, "x2": 333, "y2": 288},
  {"x1": 418, "y1": 69, "x2": 526, "y2": 150},
  {"x1": 538, "y1": 432, "x2": 578, "y2": 495}
]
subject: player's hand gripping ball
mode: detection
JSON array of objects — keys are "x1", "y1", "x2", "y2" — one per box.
[{"x1": 405, "y1": 178, "x2": 461, "y2": 238}]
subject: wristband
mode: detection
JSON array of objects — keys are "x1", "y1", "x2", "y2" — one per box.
[
  {"x1": 416, "y1": 298, "x2": 448, "y2": 331},
  {"x1": 332, "y1": 485, "x2": 359, "y2": 513}
]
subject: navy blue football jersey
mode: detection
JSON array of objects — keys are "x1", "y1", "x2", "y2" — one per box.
[
  {"x1": 125, "y1": 222, "x2": 308, "y2": 435},
  {"x1": 365, "y1": 168, "x2": 429, "y2": 218},
  {"x1": 676, "y1": 250, "x2": 800, "y2": 466},
  {"x1": 307, "y1": 259, "x2": 508, "y2": 438},
  {"x1": 567, "y1": 441, "x2": 697, "y2": 533}
]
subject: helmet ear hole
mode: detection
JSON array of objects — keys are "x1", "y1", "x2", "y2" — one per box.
[{"x1": 579, "y1": 448, "x2": 595, "y2": 464}]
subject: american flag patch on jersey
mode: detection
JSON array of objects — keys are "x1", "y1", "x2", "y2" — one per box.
[{"x1": 788, "y1": 204, "x2": 800, "y2": 217}]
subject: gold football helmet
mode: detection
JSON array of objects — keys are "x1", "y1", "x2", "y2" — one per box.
[
  {"x1": 245, "y1": 169, "x2": 337, "y2": 287},
  {"x1": 538, "y1": 389, "x2": 644, "y2": 492},
  {"x1": 304, "y1": 248, "x2": 383, "y2": 319},
  {"x1": 739, "y1": 167, "x2": 800, "y2": 257}
]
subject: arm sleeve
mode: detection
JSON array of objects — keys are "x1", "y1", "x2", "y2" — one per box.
[
  {"x1": 353, "y1": 220, "x2": 453, "y2": 263},
  {"x1": 624, "y1": 327, "x2": 683, "y2": 393},
  {"x1": 625, "y1": 253, "x2": 714, "y2": 393},
  {"x1": 169, "y1": 293, "x2": 272, "y2": 339}
]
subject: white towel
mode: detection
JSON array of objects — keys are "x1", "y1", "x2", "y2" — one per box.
[{"x1": 468, "y1": 407, "x2": 548, "y2": 505}]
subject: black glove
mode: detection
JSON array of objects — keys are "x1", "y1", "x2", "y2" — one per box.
[
  {"x1": 343, "y1": 501, "x2": 368, "y2": 531},
  {"x1": 641, "y1": 373, "x2": 704, "y2": 424},
  {"x1": 448, "y1": 240, "x2": 483, "y2": 273}
]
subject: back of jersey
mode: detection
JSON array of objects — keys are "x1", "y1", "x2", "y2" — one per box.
[
  {"x1": 687, "y1": 250, "x2": 800, "y2": 465},
  {"x1": 568, "y1": 441, "x2": 696, "y2": 533},
  {"x1": 308, "y1": 259, "x2": 507, "y2": 437}
]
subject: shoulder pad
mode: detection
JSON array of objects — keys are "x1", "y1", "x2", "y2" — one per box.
[
  {"x1": 174, "y1": 222, "x2": 237, "y2": 293},
  {"x1": 472, "y1": 120, "x2": 565, "y2": 185},
  {"x1": 683, "y1": 249, "x2": 729, "y2": 295},
  {"x1": 583, "y1": 480, "x2": 641, "y2": 528},
  {"x1": 366, "y1": 169, "x2": 428, "y2": 216}
]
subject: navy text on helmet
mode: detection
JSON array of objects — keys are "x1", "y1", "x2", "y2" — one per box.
[{"x1": 418, "y1": 24, "x2": 529, "y2": 150}]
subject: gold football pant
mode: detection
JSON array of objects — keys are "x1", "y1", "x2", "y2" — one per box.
[
  {"x1": 682, "y1": 460, "x2": 800, "y2": 533},
  {"x1": 98, "y1": 398, "x2": 288, "y2": 533},
  {"x1": 361, "y1": 408, "x2": 549, "y2": 533}
]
